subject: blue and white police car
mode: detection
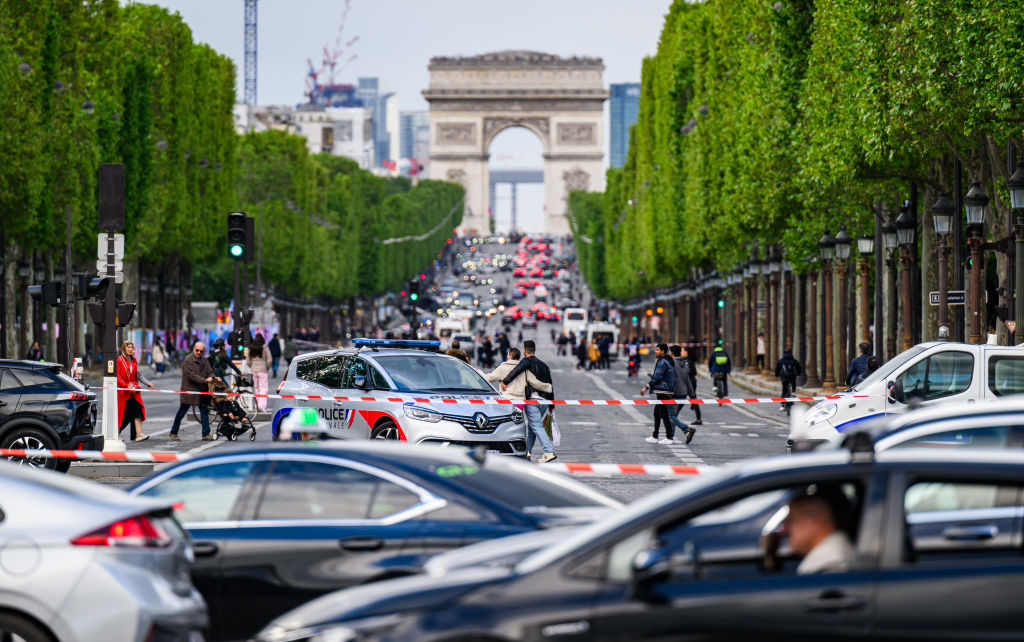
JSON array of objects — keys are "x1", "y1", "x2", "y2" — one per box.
[{"x1": 272, "y1": 339, "x2": 528, "y2": 455}]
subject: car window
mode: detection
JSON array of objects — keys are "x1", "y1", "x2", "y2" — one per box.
[
  {"x1": 368, "y1": 365, "x2": 390, "y2": 390},
  {"x1": 296, "y1": 356, "x2": 346, "y2": 388},
  {"x1": 898, "y1": 351, "x2": 974, "y2": 402},
  {"x1": 0, "y1": 369, "x2": 18, "y2": 391},
  {"x1": 13, "y1": 369, "x2": 57, "y2": 388},
  {"x1": 904, "y1": 481, "x2": 1024, "y2": 562},
  {"x1": 340, "y1": 358, "x2": 368, "y2": 389},
  {"x1": 890, "y1": 426, "x2": 1023, "y2": 450},
  {"x1": 373, "y1": 355, "x2": 493, "y2": 392},
  {"x1": 256, "y1": 460, "x2": 417, "y2": 520},
  {"x1": 988, "y1": 356, "x2": 1024, "y2": 397},
  {"x1": 138, "y1": 461, "x2": 255, "y2": 523}
]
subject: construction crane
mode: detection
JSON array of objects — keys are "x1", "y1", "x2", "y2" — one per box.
[
  {"x1": 304, "y1": 0, "x2": 359, "y2": 104},
  {"x1": 244, "y1": 0, "x2": 257, "y2": 105}
]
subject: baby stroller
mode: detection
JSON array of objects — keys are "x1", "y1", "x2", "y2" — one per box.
[{"x1": 210, "y1": 380, "x2": 257, "y2": 441}]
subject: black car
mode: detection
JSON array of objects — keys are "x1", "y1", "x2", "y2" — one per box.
[
  {"x1": 0, "y1": 360, "x2": 100, "y2": 471},
  {"x1": 128, "y1": 442, "x2": 620, "y2": 641},
  {"x1": 256, "y1": 446, "x2": 1024, "y2": 642}
]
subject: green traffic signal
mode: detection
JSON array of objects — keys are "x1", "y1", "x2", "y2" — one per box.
[
  {"x1": 717, "y1": 299, "x2": 725, "y2": 308},
  {"x1": 230, "y1": 244, "x2": 244, "y2": 258},
  {"x1": 410, "y1": 293, "x2": 419, "y2": 301},
  {"x1": 631, "y1": 315, "x2": 639, "y2": 323}
]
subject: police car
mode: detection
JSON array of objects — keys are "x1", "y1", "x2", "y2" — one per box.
[{"x1": 271, "y1": 339, "x2": 527, "y2": 455}]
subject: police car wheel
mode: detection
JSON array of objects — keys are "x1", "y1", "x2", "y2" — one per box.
[{"x1": 371, "y1": 421, "x2": 399, "y2": 440}]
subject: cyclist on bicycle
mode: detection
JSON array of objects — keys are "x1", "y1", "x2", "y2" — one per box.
[{"x1": 210, "y1": 340, "x2": 241, "y2": 383}]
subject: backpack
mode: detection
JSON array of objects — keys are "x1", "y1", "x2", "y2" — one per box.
[
  {"x1": 780, "y1": 358, "x2": 797, "y2": 380},
  {"x1": 714, "y1": 350, "x2": 728, "y2": 366}
]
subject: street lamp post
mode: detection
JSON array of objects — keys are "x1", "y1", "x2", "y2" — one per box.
[
  {"x1": 1009, "y1": 164, "x2": 1024, "y2": 336},
  {"x1": 857, "y1": 234, "x2": 874, "y2": 343},
  {"x1": 804, "y1": 260, "x2": 822, "y2": 389},
  {"x1": 732, "y1": 266, "x2": 743, "y2": 365},
  {"x1": 769, "y1": 245, "x2": 782, "y2": 368},
  {"x1": 932, "y1": 193, "x2": 955, "y2": 334},
  {"x1": 896, "y1": 204, "x2": 917, "y2": 350},
  {"x1": 761, "y1": 246, "x2": 775, "y2": 376},
  {"x1": 835, "y1": 224, "x2": 852, "y2": 376},
  {"x1": 883, "y1": 213, "x2": 899, "y2": 358},
  {"x1": 819, "y1": 229, "x2": 837, "y2": 392},
  {"x1": 965, "y1": 180, "x2": 990, "y2": 344}
]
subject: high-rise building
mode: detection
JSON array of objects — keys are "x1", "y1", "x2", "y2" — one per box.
[
  {"x1": 400, "y1": 111, "x2": 430, "y2": 161},
  {"x1": 383, "y1": 93, "x2": 400, "y2": 165},
  {"x1": 609, "y1": 83, "x2": 641, "y2": 169},
  {"x1": 357, "y1": 77, "x2": 399, "y2": 169}
]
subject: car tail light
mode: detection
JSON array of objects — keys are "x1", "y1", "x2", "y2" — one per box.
[
  {"x1": 57, "y1": 392, "x2": 89, "y2": 401},
  {"x1": 71, "y1": 514, "x2": 171, "y2": 548}
]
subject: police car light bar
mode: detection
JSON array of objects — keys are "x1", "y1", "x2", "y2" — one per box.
[{"x1": 353, "y1": 339, "x2": 441, "y2": 349}]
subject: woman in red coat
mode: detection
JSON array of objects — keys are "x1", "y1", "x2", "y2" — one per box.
[{"x1": 118, "y1": 341, "x2": 154, "y2": 442}]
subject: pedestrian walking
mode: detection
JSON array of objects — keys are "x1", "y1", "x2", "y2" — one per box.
[
  {"x1": 247, "y1": 333, "x2": 272, "y2": 410},
  {"x1": 756, "y1": 333, "x2": 766, "y2": 371},
  {"x1": 169, "y1": 341, "x2": 219, "y2": 441},
  {"x1": 575, "y1": 338, "x2": 588, "y2": 370},
  {"x1": 268, "y1": 332, "x2": 282, "y2": 378},
  {"x1": 587, "y1": 339, "x2": 600, "y2": 370},
  {"x1": 598, "y1": 335, "x2": 611, "y2": 370},
  {"x1": 557, "y1": 333, "x2": 568, "y2": 356},
  {"x1": 25, "y1": 340, "x2": 43, "y2": 361},
  {"x1": 708, "y1": 343, "x2": 732, "y2": 397},
  {"x1": 499, "y1": 340, "x2": 557, "y2": 463},
  {"x1": 117, "y1": 341, "x2": 153, "y2": 442},
  {"x1": 640, "y1": 343, "x2": 677, "y2": 444},
  {"x1": 775, "y1": 347, "x2": 803, "y2": 415},
  {"x1": 846, "y1": 342, "x2": 873, "y2": 387},
  {"x1": 497, "y1": 332, "x2": 511, "y2": 361},
  {"x1": 679, "y1": 346, "x2": 702, "y2": 426},
  {"x1": 446, "y1": 340, "x2": 470, "y2": 364},
  {"x1": 151, "y1": 339, "x2": 166, "y2": 374},
  {"x1": 669, "y1": 345, "x2": 698, "y2": 443}
]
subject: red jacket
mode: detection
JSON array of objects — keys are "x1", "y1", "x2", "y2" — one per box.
[{"x1": 116, "y1": 354, "x2": 145, "y2": 424}]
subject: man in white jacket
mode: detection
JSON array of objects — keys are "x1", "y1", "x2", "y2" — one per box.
[{"x1": 484, "y1": 348, "x2": 555, "y2": 461}]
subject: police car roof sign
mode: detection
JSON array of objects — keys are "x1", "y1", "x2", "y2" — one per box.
[{"x1": 353, "y1": 339, "x2": 441, "y2": 349}]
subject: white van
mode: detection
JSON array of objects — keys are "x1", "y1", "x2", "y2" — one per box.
[
  {"x1": 436, "y1": 319, "x2": 468, "y2": 350},
  {"x1": 562, "y1": 308, "x2": 588, "y2": 337},
  {"x1": 793, "y1": 341, "x2": 1024, "y2": 448},
  {"x1": 585, "y1": 322, "x2": 620, "y2": 361}
]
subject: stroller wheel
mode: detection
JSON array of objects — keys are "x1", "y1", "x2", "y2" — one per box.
[{"x1": 249, "y1": 430, "x2": 257, "y2": 441}]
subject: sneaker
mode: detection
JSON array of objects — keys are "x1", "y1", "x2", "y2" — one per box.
[
  {"x1": 537, "y1": 452, "x2": 557, "y2": 463},
  {"x1": 779, "y1": 406, "x2": 787, "y2": 412},
  {"x1": 685, "y1": 427, "x2": 697, "y2": 444},
  {"x1": 134, "y1": 434, "x2": 150, "y2": 442},
  {"x1": 658, "y1": 438, "x2": 675, "y2": 445},
  {"x1": 201, "y1": 435, "x2": 215, "y2": 441},
  {"x1": 692, "y1": 420, "x2": 703, "y2": 426},
  {"x1": 169, "y1": 434, "x2": 180, "y2": 441},
  {"x1": 645, "y1": 436, "x2": 659, "y2": 444}
]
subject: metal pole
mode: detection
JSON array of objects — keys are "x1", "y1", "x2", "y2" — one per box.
[
  {"x1": 822, "y1": 261, "x2": 836, "y2": 392},
  {"x1": 969, "y1": 227, "x2": 984, "y2": 344},
  {"x1": 954, "y1": 159, "x2": 965, "y2": 341},
  {"x1": 101, "y1": 231, "x2": 123, "y2": 452},
  {"x1": 64, "y1": 205, "x2": 74, "y2": 372},
  {"x1": 804, "y1": 270, "x2": 821, "y2": 388},
  {"x1": 901, "y1": 245, "x2": 915, "y2": 350},
  {"x1": 838, "y1": 261, "x2": 849, "y2": 378},
  {"x1": 873, "y1": 209, "x2": 883, "y2": 356},
  {"x1": 886, "y1": 252, "x2": 898, "y2": 359},
  {"x1": 938, "y1": 241, "x2": 949, "y2": 329},
  {"x1": 0, "y1": 227, "x2": 5, "y2": 359},
  {"x1": 860, "y1": 259, "x2": 871, "y2": 343}
]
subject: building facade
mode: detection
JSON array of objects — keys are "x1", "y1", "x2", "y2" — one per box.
[
  {"x1": 293, "y1": 103, "x2": 374, "y2": 169},
  {"x1": 400, "y1": 111, "x2": 431, "y2": 174},
  {"x1": 609, "y1": 83, "x2": 641, "y2": 169}
]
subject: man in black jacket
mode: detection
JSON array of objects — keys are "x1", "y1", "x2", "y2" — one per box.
[
  {"x1": 775, "y1": 347, "x2": 803, "y2": 415},
  {"x1": 679, "y1": 346, "x2": 702, "y2": 426},
  {"x1": 501, "y1": 340, "x2": 556, "y2": 462},
  {"x1": 669, "y1": 345, "x2": 698, "y2": 444},
  {"x1": 640, "y1": 343, "x2": 677, "y2": 444}
]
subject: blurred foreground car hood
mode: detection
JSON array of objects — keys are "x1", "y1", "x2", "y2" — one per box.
[
  {"x1": 424, "y1": 527, "x2": 576, "y2": 576},
  {"x1": 262, "y1": 567, "x2": 510, "y2": 633}
]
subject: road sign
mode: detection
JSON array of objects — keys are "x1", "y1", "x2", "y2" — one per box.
[
  {"x1": 1007, "y1": 320, "x2": 1017, "y2": 335},
  {"x1": 756, "y1": 301, "x2": 768, "y2": 310},
  {"x1": 96, "y1": 259, "x2": 123, "y2": 273},
  {"x1": 929, "y1": 290, "x2": 965, "y2": 306},
  {"x1": 97, "y1": 233, "x2": 124, "y2": 259}
]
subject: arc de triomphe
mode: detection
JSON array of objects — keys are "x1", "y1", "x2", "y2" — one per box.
[{"x1": 423, "y1": 50, "x2": 609, "y2": 236}]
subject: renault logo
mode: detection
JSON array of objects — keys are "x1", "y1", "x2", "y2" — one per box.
[{"x1": 473, "y1": 413, "x2": 488, "y2": 430}]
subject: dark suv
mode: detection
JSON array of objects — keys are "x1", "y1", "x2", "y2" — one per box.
[{"x1": 0, "y1": 360, "x2": 100, "y2": 471}]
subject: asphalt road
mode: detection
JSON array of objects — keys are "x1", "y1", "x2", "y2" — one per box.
[{"x1": 83, "y1": 244, "x2": 790, "y2": 501}]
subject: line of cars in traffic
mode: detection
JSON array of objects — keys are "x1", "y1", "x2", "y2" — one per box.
[{"x1": 7, "y1": 336, "x2": 1024, "y2": 640}]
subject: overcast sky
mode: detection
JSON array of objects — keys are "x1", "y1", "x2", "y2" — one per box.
[{"x1": 143, "y1": 0, "x2": 670, "y2": 231}]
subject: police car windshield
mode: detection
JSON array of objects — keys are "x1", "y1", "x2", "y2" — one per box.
[
  {"x1": 851, "y1": 344, "x2": 929, "y2": 392},
  {"x1": 374, "y1": 355, "x2": 494, "y2": 393}
]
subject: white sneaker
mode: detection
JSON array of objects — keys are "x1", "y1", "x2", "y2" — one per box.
[
  {"x1": 538, "y1": 452, "x2": 557, "y2": 463},
  {"x1": 658, "y1": 438, "x2": 675, "y2": 445},
  {"x1": 645, "y1": 436, "x2": 659, "y2": 443}
]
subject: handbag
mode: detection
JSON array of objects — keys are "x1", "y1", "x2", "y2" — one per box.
[{"x1": 543, "y1": 410, "x2": 561, "y2": 447}]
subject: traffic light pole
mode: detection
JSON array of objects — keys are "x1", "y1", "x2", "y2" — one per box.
[
  {"x1": 101, "y1": 230, "x2": 123, "y2": 452},
  {"x1": 64, "y1": 205, "x2": 74, "y2": 374}
]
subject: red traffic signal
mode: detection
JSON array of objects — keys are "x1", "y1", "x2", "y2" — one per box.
[
  {"x1": 400, "y1": 290, "x2": 407, "y2": 297},
  {"x1": 419, "y1": 273, "x2": 426, "y2": 280}
]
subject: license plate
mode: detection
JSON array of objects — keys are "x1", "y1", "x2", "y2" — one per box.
[{"x1": 487, "y1": 449, "x2": 501, "y2": 455}]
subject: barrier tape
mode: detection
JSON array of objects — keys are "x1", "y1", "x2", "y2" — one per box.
[
  {"x1": 93, "y1": 385, "x2": 868, "y2": 406},
  {"x1": 2, "y1": 448, "x2": 713, "y2": 475},
  {"x1": 616, "y1": 342, "x2": 708, "y2": 349}
]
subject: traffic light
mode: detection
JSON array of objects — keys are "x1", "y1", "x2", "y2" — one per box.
[
  {"x1": 632, "y1": 315, "x2": 639, "y2": 323},
  {"x1": 227, "y1": 212, "x2": 247, "y2": 259},
  {"x1": 409, "y1": 279, "x2": 420, "y2": 302},
  {"x1": 116, "y1": 302, "x2": 136, "y2": 327},
  {"x1": 77, "y1": 274, "x2": 110, "y2": 300},
  {"x1": 28, "y1": 281, "x2": 66, "y2": 306},
  {"x1": 717, "y1": 299, "x2": 725, "y2": 308}
]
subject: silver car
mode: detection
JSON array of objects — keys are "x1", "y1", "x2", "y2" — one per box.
[
  {"x1": 0, "y1": 462, "x2": 207, "y2": 642},
  {"x1": 272, "y1": 340, "x2": 527, "y2": 455}
]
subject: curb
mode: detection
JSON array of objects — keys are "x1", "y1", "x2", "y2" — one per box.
[{"x1": 69, "y1": 461, "x2": 155, "y2": 479}]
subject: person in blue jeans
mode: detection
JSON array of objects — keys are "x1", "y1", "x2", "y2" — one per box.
[
  {"x1": 500, "y1": 340, "x2": 557, "y2": 462},
  {"x1": 169, "y1": 341, "x2": 219, "y2": 441}
]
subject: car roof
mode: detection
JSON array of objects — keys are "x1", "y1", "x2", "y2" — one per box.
[
  {"x1": 0, "y1": 359, "x2": 63, "y2": 369},
  {"x1": 291, "y1": 347, "x2": 451, "y2": 361}
]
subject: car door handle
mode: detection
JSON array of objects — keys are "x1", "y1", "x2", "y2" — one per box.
[
  {"x1": 943, "y1": 525, "x2": 998, "y2": 541},
  {"x1": 193, "y1": 541, "x2": 219, "y2": 557},
  {"x1": 803, "y1": 591, "x2": 866, "y2": 613},
  {"x1": 340, "y1": 537, "x2": 383, "y2": 551}
]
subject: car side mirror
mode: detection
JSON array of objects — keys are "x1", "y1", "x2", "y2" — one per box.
[
  {"x1": 632, "y1": 542, "x2": 699, "y2": 596},
  {"x1": 887, "y1": 379, "x2": 904, "y2": 404},
  {"x1": 353, "y1": 375, "x2": 368, "y2": 390}
]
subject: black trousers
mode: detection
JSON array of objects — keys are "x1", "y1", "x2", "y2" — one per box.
[
  {"x1": 781, "y1": 378, "x2": 795, "y2": 412},
  {"x1": 653, "y1": 400, "x2": 674, "y2": 439}
]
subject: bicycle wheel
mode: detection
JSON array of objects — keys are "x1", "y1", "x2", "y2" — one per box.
[{"x1": 237, "y1": 392, "x2": 260, "y2": 422}]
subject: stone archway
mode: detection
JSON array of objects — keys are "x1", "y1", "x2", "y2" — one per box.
[{"x1": 424, "y1": 50, "x2": 609, "y2": 235}]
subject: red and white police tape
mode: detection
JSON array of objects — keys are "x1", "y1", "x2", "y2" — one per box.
[
  {"x1": 1, "y1": 447, "x2": 713, "y2": 476},
  {"x1": 95, "y1": 385, "x2": 868, "y2": 406}
]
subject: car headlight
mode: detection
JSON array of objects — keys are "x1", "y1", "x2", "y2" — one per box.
[
  {"x1": 511, "y1": 410, "x2": 524, "y2": 424},
  {"x1": 804, "y1": 402, "x2": 837, "y2": 426},
  {"x1": 404, "y1": 405, "x2": 443, "y2": 423}
]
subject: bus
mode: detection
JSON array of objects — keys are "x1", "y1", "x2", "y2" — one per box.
[{"x1": 562, "y1": 308, "x2": 588, "y2": 337}]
